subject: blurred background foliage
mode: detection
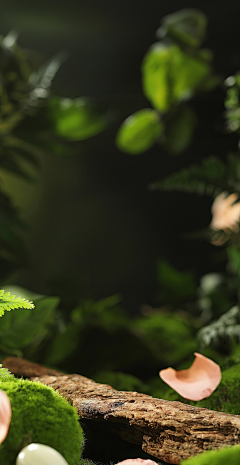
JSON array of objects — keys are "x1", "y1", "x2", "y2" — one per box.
[{"x1": 1, "y1": 1, "x2": 240, "y2": 405}]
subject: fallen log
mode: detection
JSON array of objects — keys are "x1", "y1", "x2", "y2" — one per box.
[{"x1": 2, "y1": 356, "x2": 240, "y2": 464}]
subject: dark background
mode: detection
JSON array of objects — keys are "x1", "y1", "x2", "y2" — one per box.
[{"x1": 1, "y1": 0, "x2": 240, "y2": 311}]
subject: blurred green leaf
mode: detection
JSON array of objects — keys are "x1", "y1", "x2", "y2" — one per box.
[
  {"x1": 48, "y1": 97, "x2": 107, "y2": 140},
  {"x1": 156, "y1": 259, "x2": 197, "y2": 305},
  {"x1": 141, "y1": 44, "x2": 172, "y2": 113},
  {"x1": 28, "y1": 52, "x2": 66, "y2": 103},
  {"x1": 164, "y1": 104, "x2": 197, "y2": 154},
  {"x1": 0, "y1": 192, "x2": 27, "y2": 266},
  {"x1": 0, "y1": 152, "x2": 35, "y2": 181},
  {"x1": 149, "y1": 156, "x2": 227, "y2": 195},
  {"x1": 94, "y1": 370, "x2": 149, "y2": 393},
  {"x1": 2, "y1": 285, "x2": 44, "y2": 302},
  {"x1": 227, "y1": 245, "x2": 240, "y2": 281},
  {"x1": 116, "y1": 108, "x2": 163, "y2": 154},
  {"x1": 142, "y1": 43, "x2": 212, "y2": 112},
  {"x1": 157, "y1": 9, "x2": 208, "y2": 48},
  {"x1": 135, "y1": 309, "x2": 196, "y2": 366},
  {"x1": 0, "y1": 296, "x2": 59, "y2": 349},
  {"x1": 43, "y1": 323, "x2": 80, "y2": 366}
]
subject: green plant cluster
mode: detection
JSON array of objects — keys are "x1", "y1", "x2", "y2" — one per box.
[
  {"x1": 116, "y1": 9, "x2": 219, "y2": 155},
  {"x1": 0, "y1": 31, "x2": 108, "y2": 279},
  {"x1": 1, "y1": 8, "x2": 240, "y2": 465}
]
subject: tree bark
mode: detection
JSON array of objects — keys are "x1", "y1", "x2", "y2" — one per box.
[{"x1": 2, "y1": 356, "x2": 240, "y2": 464}]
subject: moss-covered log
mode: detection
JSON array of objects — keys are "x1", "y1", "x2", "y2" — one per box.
[{"x1": 3, "y1": 356, "x2": 240, "y2": 465}]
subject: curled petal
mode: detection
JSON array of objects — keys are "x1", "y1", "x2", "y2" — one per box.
[
  {"x1": 210, "y1": 192, "x2": 240, "y2": 232},
  {"x1": 0, "y1": 389, "x2": 12, "y2": 443},
  {"x1": 116, "y1": 460, "x2": 159, "y2": 465},
  {"x1": 159, "y1": 353, "x2": 221, "y2": 401}
]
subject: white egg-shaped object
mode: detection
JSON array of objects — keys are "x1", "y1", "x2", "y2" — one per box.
[{"x1": 16, "y1": 443, "x2": 69, "y2": 465}]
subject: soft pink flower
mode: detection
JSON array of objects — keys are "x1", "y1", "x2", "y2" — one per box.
[
  {"x1": 210, "y1": 192, "x2": 240, "y2": 232},
  {"x1": 0, "y1": 389, "x2": 12, "y2": 443},
  {"x1": 116, "y1": 460, "x2": 158, "y2": 465},
  {"x1": 159, "y1": 353, "x2": 221, "y2": 401}
]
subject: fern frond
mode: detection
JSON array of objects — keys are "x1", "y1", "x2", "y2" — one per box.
[
  {"x1": 197, "y1": 305, "x2": 240, "y2": 349},
  {"x1": 0, "y1": 289, "x2": 34, "y2": 317},
  {"x1": 149, "y1": 155, "x2": 239, "y2": 196}
]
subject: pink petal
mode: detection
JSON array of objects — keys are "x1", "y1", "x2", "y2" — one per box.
[
  {"x1": 0, "y1": 389, "x2": 12, "y2": 443},
  {"x1": 116, "y1": 460, "x2": 158, "y2": 465},
  {"x1": 159, "y1": 353, "x2": 221, "y2": 401}
]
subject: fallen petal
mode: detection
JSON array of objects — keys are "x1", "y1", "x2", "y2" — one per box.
[
  {"x1": 0, "y1": 389, "x2": 12, "y2": 443},
  {"x1": 116, "y1": 460, "x2": 159, "y2": 465},
  {"x1": 159, "y1": 353, "x2": 221, "y2": 401}
]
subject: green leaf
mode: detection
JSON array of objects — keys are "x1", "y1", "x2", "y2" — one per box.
[
  {"x1": 164, "y1": 104, "x2": 197, "y2": 154},
  {"x1": 0, "y1": 152, "x2": 35, "y2": 181},
  {"x1": 116, "y1": 108, "x2": 164, "y2": 154},
  {"x1": 149, "y1": 156, "x2": 227, "y2": 195},
  {"x1": 0, "y1": 289, "x2": 34, "y2": 317},
  {"x1": 142, "y1": 43, "x2": 212, "y2": 112},
  {"x1": 156, "y1": 259, "x2": 197, "y2": 305},
  {"x1": 141, "y1": 44, "x2": 172, "y2": 113},
  {"x1": 158, "y1": 9, "x2": 208, "y2": 48},
  {"x1": 0, "y1": 296, "x2": 59, "y2": 348},
  {"x1": 48, "y1": 97, "x2": 107, "y2": 140}
]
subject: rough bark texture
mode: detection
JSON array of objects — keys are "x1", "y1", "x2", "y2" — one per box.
[{"x1": 2, "y1": 357, "x2": 240, "y2": 464}]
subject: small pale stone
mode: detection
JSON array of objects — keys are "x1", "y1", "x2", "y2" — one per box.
[{"x1": 16, "y1": 443, "x2": 69, "y2": 465}]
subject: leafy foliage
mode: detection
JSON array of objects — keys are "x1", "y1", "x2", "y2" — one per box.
[
  {"x1": 48, "y1": 97, "x2": 108, "y2": 141},
  {"x1": 157, "y1": 9, "x2": 208, "y2": 48},
  {"x1": 116, "y1": 108, "x2": 164, "y2": 154},
  {"x1": 0, "y1": 286, "x2": 60, "y2": 358},
  {"x1": 197, "y1": 305, "x2": 240, "y2": 350},
  {"x1": 156, "y1": 259, "x2": 197, "y2": 306},
  {"x1": 225, "y1": 71, "x2": 240, "y2": 135},
  {"x1": 142, "y1": 43, "x2": 212, "y2": 113},
  {"x1": 163, "y1": 104, "x2": 197, "y2": 154},
  {"x1": 0, "y1": 32, "x2": 108, "y2": 281},
  {"x1": 116, "y1": 8, "x2": 218, "y2": 155},
  {"x1": 149, "y1": 156, "x2": 236, "y2": 195},
  {"x1": 0, "y1": 289, "x2": 34, "y2": 317}
]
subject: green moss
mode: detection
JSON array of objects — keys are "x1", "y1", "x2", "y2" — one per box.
[
  {"x1": 181, "y1": 444, "x2": 240, "y2": 464},
  {"x1": 195, "y1": 363, "x2": 240, "y2": 414},
  {"x1": 0, "y1": 377, "x2": 84, "y2": 465}
]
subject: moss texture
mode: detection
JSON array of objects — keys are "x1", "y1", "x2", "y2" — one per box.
[
  {"x1": 0, "y1": 376, "x2": 84, "y2": 465},
  {"x1": 181, "y1": 444, "x2": 240, "y2": 465}
]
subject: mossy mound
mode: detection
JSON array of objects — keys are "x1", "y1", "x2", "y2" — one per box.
[
  {"x1": 181, "y1": 444, "x2": 240, "y2": 464},
  {"x1": 0, "y1": 376, "x2": 84, "y2": 465}
]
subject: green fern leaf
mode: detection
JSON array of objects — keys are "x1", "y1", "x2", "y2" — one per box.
[
  {"x1": 197, "y1": 305, "x2": 240, "y2": 349},
  {"x1": 0, "y1": 289, "x2": 34, "y2": 317},
  {"x1": 149, "y1": 156, "x2": 230, "y2": 195}
]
